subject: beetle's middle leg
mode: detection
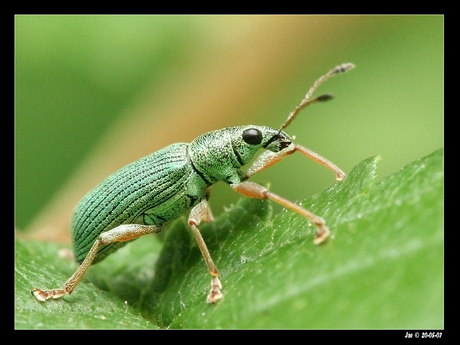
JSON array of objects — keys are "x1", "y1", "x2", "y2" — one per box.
[
  {"x1": 32, "y1": 224, "x2": 161, "y2": 302},
  {"x1": 231, "y1": 181, "x2": 330, "y2": 245},
  {"x1": 188, "y1": 198, "x2": 222, "y2": 304}
]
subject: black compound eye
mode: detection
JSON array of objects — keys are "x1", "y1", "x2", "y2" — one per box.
[{"x1": 242, "y1": 128, "x2": 263, "y2": 145}]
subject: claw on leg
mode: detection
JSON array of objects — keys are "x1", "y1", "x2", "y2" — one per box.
[
  {"x1": 31, "y1": 288, "x2": 66, "y2": 301},
  {"x1": 206, "y1": 276, "x2": 223, "y2": 304},
  {"x1": 313, "y1": 223, "x2": 330, "y2": 245}
]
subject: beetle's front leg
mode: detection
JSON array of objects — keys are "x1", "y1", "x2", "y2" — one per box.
[
  {"x1": 32, "y1": 224, "x2": 161, "y2": 302},
  {"x1": 188, "y1": 199, "x2": 222, "y2": 303},
  {"x1": 231, "y1": 181, "x2": 330, "y2": 245},
  {"x1": 244, "y1": 144, "x2": 346, "y2": 181}
]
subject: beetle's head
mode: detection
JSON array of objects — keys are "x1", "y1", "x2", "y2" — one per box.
[{"x1": 235, "y1": 125, "x2": 293, "y2": 160}]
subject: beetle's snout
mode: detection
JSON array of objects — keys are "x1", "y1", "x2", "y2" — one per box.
[
  {"x1": 279, "y1": 139, "x2": 292, "y2": 150},
  {"x1": 263, "y1": 132, "x2": 292, "y2": 152}
]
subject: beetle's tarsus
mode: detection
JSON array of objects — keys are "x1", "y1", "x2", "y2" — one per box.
[
  {"x1": 31, "y1": 288, "x2": 66, "y2": 301},
  {"x1": 206, "y1": 276, "x2": 223, "y2": 303},
  {"x1": 313, "y1": 224, "x2": 331, "y2": 245}
]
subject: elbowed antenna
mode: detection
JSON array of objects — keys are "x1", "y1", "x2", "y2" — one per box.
[{"x1": 278, "y1": 63, "x2": 355, "y2": 133}]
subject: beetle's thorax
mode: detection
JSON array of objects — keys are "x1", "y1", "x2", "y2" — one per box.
[{"x1": 188, "y1": 125, "x2": 292, "y2": 185}]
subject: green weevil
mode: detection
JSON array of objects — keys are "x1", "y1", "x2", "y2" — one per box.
[{"x1": 32, "y1": 63, "x2": 354, "y2": 304}]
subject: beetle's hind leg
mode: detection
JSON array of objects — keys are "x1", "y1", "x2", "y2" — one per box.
[
  {"x1": 32, "y1": 224, "x2": 161, "y2": 302},
  {"x1": 188, "y1": 198, "x2": 222, "y2": 303}
]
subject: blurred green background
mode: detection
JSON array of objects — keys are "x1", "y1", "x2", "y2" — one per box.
[{"x1": 15, "y1": 15, "x2": 443, "y2": 239}]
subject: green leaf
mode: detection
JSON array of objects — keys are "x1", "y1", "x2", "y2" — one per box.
[{"x1": 15, "y1": 148, "x2": 443, "y2": 329}]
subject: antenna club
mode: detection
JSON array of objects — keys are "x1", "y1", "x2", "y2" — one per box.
[
  {"x1": 316, "y1": 94, "x2": 334, "y2": 102},
  {"x1": 333, "y1": 63, "x2": 355, "y2": 74},
  {"x1": 277, "y1": 63, "x2": 355, "y2": 133}
]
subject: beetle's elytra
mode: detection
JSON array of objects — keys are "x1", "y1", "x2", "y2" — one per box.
[{"x1": 32, "y1": 63, "x2": 355, "y2": 304}]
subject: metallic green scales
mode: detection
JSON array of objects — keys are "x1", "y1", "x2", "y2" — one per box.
[
  {"x1": 189, "y1": 126, "x2": 291, "y2": 185},
  {"x1": 71, "y1": 143, "x2": 208, "y2": 263},
  {"x1": 71, "y1": 126, "x2": 289, "y2": 264},
  {"x1": 32, "y1": 63, "x2": 354, "y2": 304}
]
